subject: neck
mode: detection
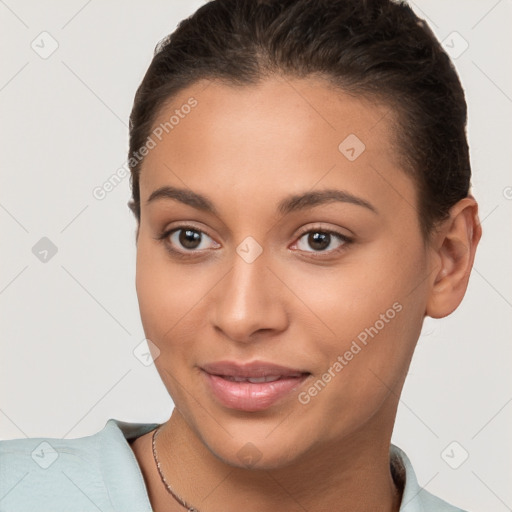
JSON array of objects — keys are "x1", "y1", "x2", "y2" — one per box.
[{"x1": 151, "y1": 408, "x2": 402, "y2": 512}]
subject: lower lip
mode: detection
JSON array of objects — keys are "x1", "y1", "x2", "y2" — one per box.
[{"x1": 202, "y1": 371, "x2": 309, "y2": 412}]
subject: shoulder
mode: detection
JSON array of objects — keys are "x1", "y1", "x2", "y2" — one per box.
[
  {"x1": 391, "y1": 444, "x2": 469, "y2": 512},
  {"x1": 0, "y1": 418, "x2": 159, "y2": 512}
]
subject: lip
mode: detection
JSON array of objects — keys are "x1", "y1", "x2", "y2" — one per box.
[{"x1": 200, "y1": 360, "x2": 310, "y2": 412}]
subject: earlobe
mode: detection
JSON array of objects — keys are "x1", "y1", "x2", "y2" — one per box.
[{"x1": 426, "y1": 196, "x2": 482, "y2": 319}]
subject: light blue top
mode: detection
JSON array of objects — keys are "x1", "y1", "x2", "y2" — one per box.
[{"x1": 0, "y1": 418, "x2": 467, "y2": 511}]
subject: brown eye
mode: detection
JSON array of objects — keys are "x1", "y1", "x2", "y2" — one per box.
[
  {"x1": 178, "y1": 229, "x2": 202, "y2": 250},
  {"x1": 294, "y1": 229, "x2": 351, "y2": 255},
  {"x1": 157, "y1": 225, "x2": 221, "y2": 256},
  {"x1": 307, "y1": 232, "x2": 331, "y2": 251}
]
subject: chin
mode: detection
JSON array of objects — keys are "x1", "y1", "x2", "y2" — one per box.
[
  {"x1": 196, "y1": 424, "x2": 312, "y2": 472},
  {"x1": 214, "y1": 442, "x2": 303, "y2": 471}
]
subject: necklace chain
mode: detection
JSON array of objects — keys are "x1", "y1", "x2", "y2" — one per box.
[
  {"x1": 152, "y1": 424, "x2": 402, "y2": 512},
  {"x1": 152, "y1": 425, "x2": 202, "y2": 512}
]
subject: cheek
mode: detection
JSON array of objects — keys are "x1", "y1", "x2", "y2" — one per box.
[
  {"x1": 135, "y1": 238, "x2": 203, "y2": 400},
  {"x1": 135, "y1": 232, "x2": 214, "y2": 352},
  {"x1": 292, "y1": 234, "x2": 426, "y2": 341},
  {"x1": 299, "y1": 297, "x2": 423, "y2": 437},
  {"x1": 294, "y1": 240, "x2": 427, "y2": 428},
  {"x1": 135, "y1": 234, "x2": 182, "y2": 341}
]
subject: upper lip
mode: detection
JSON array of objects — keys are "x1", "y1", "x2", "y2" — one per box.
[{"x1": 201, "y1": 360, "x2": 310, "y2": 378}]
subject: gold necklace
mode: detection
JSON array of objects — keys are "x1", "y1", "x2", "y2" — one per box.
[{"x1": 152, "y1": 425, "x2": 202, "y2": 512}]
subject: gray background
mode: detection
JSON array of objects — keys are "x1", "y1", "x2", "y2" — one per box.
[{"x1": 1, "y1": 1, "x2": 511, "y2": 510}]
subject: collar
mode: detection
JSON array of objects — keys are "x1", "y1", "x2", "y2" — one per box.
[{"x1": 104, "y1": 418, "x2": 460, "y2": 511}]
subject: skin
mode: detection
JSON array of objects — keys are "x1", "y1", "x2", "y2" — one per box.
[{"x1": 129, "y1": 76, "x2": 481, "y2": 512}]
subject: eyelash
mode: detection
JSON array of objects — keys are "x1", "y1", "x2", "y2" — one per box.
[
  {"x1": 154, "y1": 224, "x2": 353, "y2": 259},
  {"x1": 154, "y1": 224, "x2": 219, "y2": 259}
]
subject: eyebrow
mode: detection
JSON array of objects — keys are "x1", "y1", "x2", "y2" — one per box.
[{"x1": 146, "y1": 186, "x2": 378, "y2": 216}]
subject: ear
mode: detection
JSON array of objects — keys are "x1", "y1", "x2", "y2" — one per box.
[{"x1": 425, "y1": 195, "x2": 482, "y2": 319}]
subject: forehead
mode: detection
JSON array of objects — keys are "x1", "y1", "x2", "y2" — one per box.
[{"x1": 138, "y1": 76, "x2": 416, "y2": 222}]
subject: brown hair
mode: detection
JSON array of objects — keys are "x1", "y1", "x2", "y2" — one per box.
[{"x1": 128, "y1": 0, "x2": 471, "y2": 239}]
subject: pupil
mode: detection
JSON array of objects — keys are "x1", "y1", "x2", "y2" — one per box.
[
  {"x1": 309, "y1": 232, "x2": 329, "y2": 251},
  {"x1": 180, "y1": 229, "x2": 201, "y2": 249}
]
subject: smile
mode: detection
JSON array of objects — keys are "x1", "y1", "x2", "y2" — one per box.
[{"x1": 201, "y1": 370, "x2": 310, "y2": 412}]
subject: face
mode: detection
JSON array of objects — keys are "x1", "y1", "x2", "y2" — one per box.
[{"x1": 135, "y1": 76, "x2": 433, "y2": 469}]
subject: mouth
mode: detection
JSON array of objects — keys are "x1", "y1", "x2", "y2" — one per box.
[
  {"x1": 200, "y1": 360, "x2": 311, "y2": 412},
  {"x1": 217, "y1": 374, "x2": 304, "y2": 383}
]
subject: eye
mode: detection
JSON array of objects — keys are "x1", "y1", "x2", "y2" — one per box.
[
  {"x1": 156, "y1": 225, "x2": 220, "y2": 256},
  {"x1": 293, "y1": 227, "x2": 352, "y2": 255}
]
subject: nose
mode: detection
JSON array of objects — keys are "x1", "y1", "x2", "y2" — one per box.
[{"x1": 210, "y1": 245, "x2": 288, "y2": 343}]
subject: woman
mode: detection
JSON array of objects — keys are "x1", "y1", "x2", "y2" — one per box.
[{"x1": 0, "y1": 0, "x2": 481, "y2": 510}]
